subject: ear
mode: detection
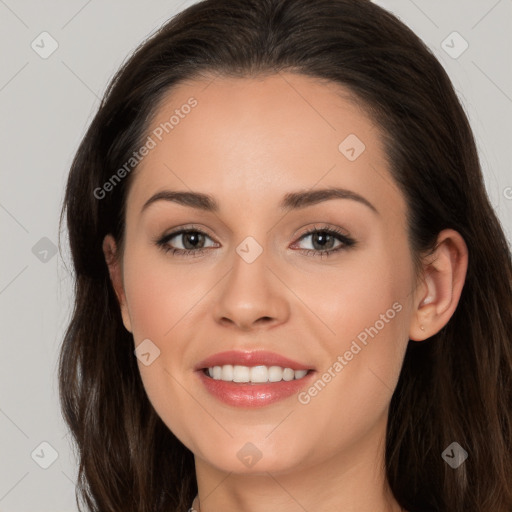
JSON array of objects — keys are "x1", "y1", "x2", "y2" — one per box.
[
  {"x1": 102, "y1": 234, "x2": 133, "y2": 333},
  {"x1": 409, "y1": 229, "x2": 468, "y2": 341}
]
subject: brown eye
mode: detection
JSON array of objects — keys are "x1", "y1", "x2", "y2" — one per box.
[
  {"x1": 292, "y1": 226, "x2": 356, "y2": 258},
  {"x1": 156, "y1": 229, "x2": 216, "y2": 256}
]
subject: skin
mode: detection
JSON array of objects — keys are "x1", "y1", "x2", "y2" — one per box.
[{"x1": 103, "y1": 72, "x2": 468, "y2": 512}]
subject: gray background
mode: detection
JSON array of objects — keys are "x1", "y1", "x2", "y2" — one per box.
[{"x1": 0, "y1": 0, "x2": 510, "y2": 510}]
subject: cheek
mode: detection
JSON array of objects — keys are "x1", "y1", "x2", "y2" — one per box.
[
  {"x1": 121, "y1": 249, "x2": 210, "y2": 448},
  {"x1": 122, "y1": 248, "x2": 207, "y2": 343},
  {"x1": 295, "y1": 239, "x2": 412, "y2": 351},
  {"x1": 293, "y1": 241, "x2": 412, "y2": 427}
]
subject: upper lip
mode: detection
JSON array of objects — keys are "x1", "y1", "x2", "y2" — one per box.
[{"x1": 195, "y1": 350, "x2": 314, "y2": 371}]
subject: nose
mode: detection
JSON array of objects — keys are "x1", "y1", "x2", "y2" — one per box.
[{"x1": 212, "y1": 245, "x2": 290, "y2": 331}]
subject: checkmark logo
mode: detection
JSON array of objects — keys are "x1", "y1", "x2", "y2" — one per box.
[
  {"x1": 31, "y1": 31, "x2": 58, "y2": 59},
  {"x1": 31, "y1": 236, "x2": 58, "y2": 263},
  {"x1": 441, "y1": 31, "x2": 468, "y2": 59},
  {"x1": 441, "y1": 441, "x2": 468, "y2": 468},
  {"x1": 134, "y1": 338, "x2": 161, "y2": 366},
  {"x1": 236, "y1": 236, "x2": 263, "y2": 263},
  {"x1": 237, "y1": 442, "x2": 263, "y2": 468},
  {"x1": 31, "y1": 441, "x2": 59, "y2": 469},
  {"x1": 338, "y1": 133, "x2": 366, "y2": 161}
]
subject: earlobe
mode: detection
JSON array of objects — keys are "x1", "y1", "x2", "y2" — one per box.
[
  {"x1": 409, "y1": 229, "x2": 468, "y2": 341},
  {"x1": 102, "y1": 234, "x2": 133, "y2": 333}
]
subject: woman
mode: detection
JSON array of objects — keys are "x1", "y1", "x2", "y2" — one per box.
[{"x1": 58, "y1": 0, "x2": 512, "y2": 511}]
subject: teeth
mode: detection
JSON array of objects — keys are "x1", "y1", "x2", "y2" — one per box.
[
  {"x1": 267, "y1": 366, "x2": 281, "y2": 382},
  {"x1": 282, "y1": 368, "x2": 295, "y2": 381},
  {"x1": 206, "y1": 364, "x2": 309, "y2": 383},
  {"x1": 233, "y1": 365, "x2": 250, "y2": 382},
  {"x1": 294, "y1": 369, "x2": 308, "y2": 379},
  {"x1": 250, "y1": 365, "x2": 268, "y2": 383}
]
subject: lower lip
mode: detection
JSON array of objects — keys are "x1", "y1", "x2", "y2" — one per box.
[{"x1": 196, "y1": 370, "x2": 316, "y2": 408}]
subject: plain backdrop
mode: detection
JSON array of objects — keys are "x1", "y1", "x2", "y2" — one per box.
[{"x1": 0, "y1": 0, "x2": 511, "y2": 510}]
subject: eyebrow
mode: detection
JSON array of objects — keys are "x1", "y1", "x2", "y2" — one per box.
[{"x1": 140, "y1": 187, "x2": 378, "y2": 215}]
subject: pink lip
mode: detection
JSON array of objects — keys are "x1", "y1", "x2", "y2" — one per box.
[
  {"x1": 195, "y1": 350, "x2": 313, "y2": 371},
  {"x1": 194, "y1": 350, "x2": 316, "y2": 408}
]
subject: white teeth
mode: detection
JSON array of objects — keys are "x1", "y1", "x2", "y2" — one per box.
[
  {"x1": 283, "y1": 368, "x2": 295, "y2": 381},
  {"x1": 222, "y1": 364, "x2": 234, "y2": 381},
  {"x1": 233, "y1": 365, "x2": 250, "y2": 382},
  {"x1": 268, "y1": 365, "x2": 283, "y2": 382},
  {"x1": 250, "y1": 365, "x2": 269, "y2": 383},
  {"x1": 294, "y1": 369, "x2": 308, "y2": 379},
  {"x1": 207, "y1": 364, "x2": 310, "y2": 383}
]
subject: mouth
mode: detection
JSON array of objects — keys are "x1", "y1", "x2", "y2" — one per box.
[{"x1": 194, "y1": 350, "x2": 316, "y2": 407}]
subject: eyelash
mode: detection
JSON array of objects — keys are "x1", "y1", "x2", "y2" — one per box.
[{"x1": 154, "y1": 224, "x2": 356, "y2": 259}]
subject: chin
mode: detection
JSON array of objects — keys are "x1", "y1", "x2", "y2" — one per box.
[
  {"x1": 192, "y1": 435, "x2": 310, "y2": 475},
  {"x1": 206, "y1": 452, "x2": 301, "y2": 475}
]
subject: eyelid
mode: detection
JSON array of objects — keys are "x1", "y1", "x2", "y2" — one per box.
[
  {"x1": 291, "y1": 224, "x2": 356, "y2": 250},
  {"x1": 154, "y1": 224, "x2": 219, "y2": 248},
  {"x1": 293, "y1": 223, "x2": 352, "y2": 240},
  {"x1": 157, "y1": 223, "x2": 217, "y2": 240}
]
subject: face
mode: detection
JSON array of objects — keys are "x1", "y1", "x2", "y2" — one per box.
[{"x1": 105, "y1": 73, "x2": 419, "y2": 475}]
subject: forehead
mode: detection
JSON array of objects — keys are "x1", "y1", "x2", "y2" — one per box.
[{"x1": 125, "y1": 72, "x2": 403, "y2": 219}]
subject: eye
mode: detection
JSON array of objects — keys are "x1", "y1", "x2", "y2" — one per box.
[
  {"x1": 155, "y1": 227, "x2": 217, "y2": 257},
  {"x1": 291, "y1": 224, "x2": 356, "y2": 258}
]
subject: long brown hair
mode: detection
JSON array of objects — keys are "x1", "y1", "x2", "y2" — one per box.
[{"x1": 58, "y1": 0, "x2": 512, "y2": 510}]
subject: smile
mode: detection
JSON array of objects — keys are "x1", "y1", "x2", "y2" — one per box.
[
  {"x1": 204, "y1": 364, "x2": 309, "y2": 383},
  {"x1": 195, "y1": 350, "x2": 316, "y2": 407}
]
